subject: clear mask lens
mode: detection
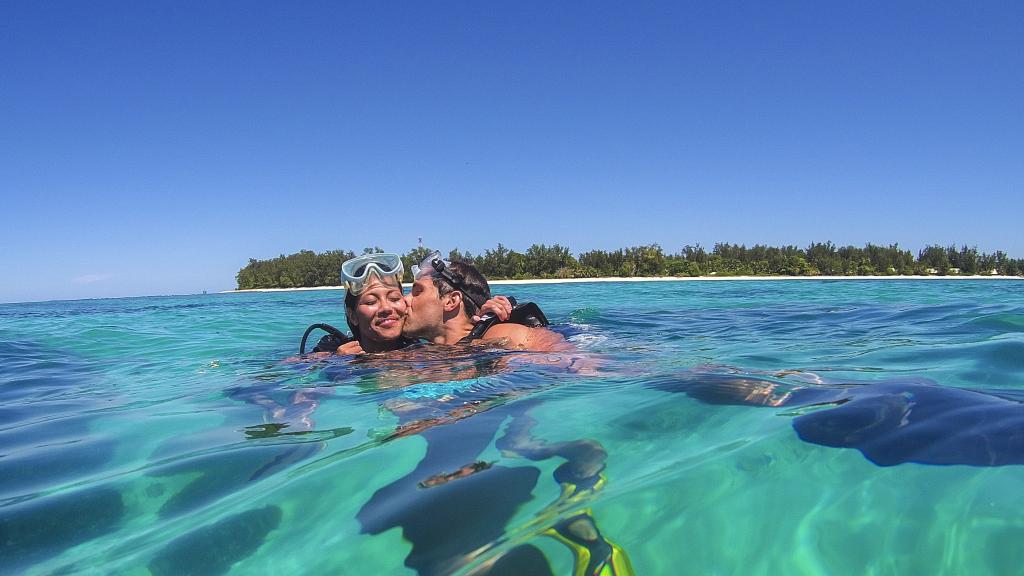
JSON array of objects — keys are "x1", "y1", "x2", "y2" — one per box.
[{"x1": 411, "y1": 251, "x2": 445, "y2": 280}]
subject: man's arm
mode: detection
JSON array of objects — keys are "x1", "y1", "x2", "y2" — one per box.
[{"x1": 481, "y1": 323, "x2": 571, "y2": 352}]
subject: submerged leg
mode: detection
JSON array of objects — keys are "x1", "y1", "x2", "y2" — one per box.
[
  {"x1": 496, "y1": 402, "x2": 608, "y2": 493},
  {"x1": 649, "y1": 372, "x2": 849, "y2": 407}
]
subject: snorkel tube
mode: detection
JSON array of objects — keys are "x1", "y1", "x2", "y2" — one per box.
[{"x1": 298, "y1": 323, "x2": 352, "y2": 355}]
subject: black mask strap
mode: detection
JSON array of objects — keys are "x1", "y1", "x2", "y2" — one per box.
[{"x1": 431, "y1": 258, "x2": 486, "y2": 309}]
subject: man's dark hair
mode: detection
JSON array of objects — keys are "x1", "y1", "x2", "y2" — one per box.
[{"x1": 433, "y1": 260, "x2": 491, "y2": 319}]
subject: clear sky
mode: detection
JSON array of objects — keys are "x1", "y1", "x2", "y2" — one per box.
[{"x1": 2, "y1": 1, "x2": 1021, "y2": 303}]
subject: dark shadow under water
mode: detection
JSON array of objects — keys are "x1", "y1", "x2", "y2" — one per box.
[
  {"x1": 0, "y1": 340, "x2": 308, "y2": 575},
  {"x1": 0, "y1": 341, "x2": 124, "y2": 573},
  {"x1": 652, "y1": 370, "x2": 1024, "y2": 467}
]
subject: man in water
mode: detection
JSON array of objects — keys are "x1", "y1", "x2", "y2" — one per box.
[{"x1": 401, "y1": 252, "x2": 568, "y2": 351}]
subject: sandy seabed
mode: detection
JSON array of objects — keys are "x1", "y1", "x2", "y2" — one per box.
[{"x1": 222, "y1": 275, "x2": 1022, "y2": 294}]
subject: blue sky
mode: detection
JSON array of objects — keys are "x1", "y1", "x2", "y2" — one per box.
[{"x1": 2, "y1": 1, "x2": 1021, "y2": 303}]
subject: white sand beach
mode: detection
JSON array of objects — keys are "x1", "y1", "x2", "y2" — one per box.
[{"x1": 222, "y1": 274, "x2": 1022, "y2": 294}]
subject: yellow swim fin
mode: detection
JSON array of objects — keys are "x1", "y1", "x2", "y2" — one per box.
[{"x1": 543, "y1": 511, "x2": 635, "y2": 576}]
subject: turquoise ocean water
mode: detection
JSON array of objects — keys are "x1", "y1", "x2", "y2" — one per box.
[{"x1": 2, "y1": 279, "x2": 1024, "y2": 575}]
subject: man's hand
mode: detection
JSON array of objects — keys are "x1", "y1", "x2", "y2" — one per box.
[
  {"x1": 473, "y1": 295, "x2": 513, "y2": 323},
  {"x1": 337, "y1": 340, "x2": 365, "y2": 355}
]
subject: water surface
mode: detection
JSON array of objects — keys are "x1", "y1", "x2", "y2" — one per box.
[{"x1": 2, "y1": 280, "x2": 1023, "y2": 574}]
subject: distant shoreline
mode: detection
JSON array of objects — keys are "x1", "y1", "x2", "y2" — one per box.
[{"x1": 221, "y1": 274, "x2": 1023, "y2": 294}]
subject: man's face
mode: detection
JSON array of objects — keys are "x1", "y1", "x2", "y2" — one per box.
[{"x1": 402, "y1": 277, "x2": 446, "y2": 339}]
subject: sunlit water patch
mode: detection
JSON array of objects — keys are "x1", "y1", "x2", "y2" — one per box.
[{"x1": 2, "y1": 280, "x2": 1024, "y2": 574}]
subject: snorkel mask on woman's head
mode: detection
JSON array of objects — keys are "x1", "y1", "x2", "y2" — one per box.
[{"x1": 340, "y1": 253, "x2": 404, "y2": 295}]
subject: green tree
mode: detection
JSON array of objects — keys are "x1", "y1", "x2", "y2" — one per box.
[{"x1": 918, "y1": 245, "x2": 950, "y2": 274}]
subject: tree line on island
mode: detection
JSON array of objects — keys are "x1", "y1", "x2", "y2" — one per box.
[{"x1": 235, "y1": 242, "x2": 1024, "y2": 290}]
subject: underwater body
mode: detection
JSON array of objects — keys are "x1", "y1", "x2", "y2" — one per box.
[{"x1": 2, "y1": 279, "x2": 1024, "y2": 575}]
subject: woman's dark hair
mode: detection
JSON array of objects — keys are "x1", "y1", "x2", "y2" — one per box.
[{"x1": 344, "y1": 289, "x2": 363, "y2": 342}]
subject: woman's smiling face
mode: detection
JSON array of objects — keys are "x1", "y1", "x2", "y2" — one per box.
[{"x1": 349, "y1": 279, "x2": 407, "y2": 349}]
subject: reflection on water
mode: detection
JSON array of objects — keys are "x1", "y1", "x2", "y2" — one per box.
[{"x1": 2, "y1": 280, "x2": 1024, "y2": 574}]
